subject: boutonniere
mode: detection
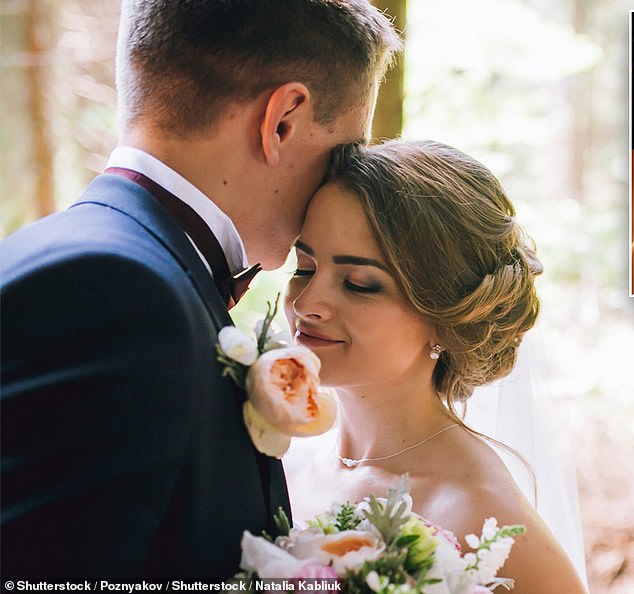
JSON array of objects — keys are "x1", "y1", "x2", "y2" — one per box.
[{"x1": 216, "y1": 295, "x2": 337, "y2": 458}]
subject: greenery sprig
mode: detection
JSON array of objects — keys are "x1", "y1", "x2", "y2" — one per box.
[
  {"x1": 361, "y1": 476, "x2": 410, "y2": 547},
  {"x1": 464, "y1": 524, "x2": 527, "y2": 572},
  {"x1": 335, "y1": 502, "x2": 363, "y2": 532},
  {"x1": 216, "y1": 350, "x2": 248, "y2": 388},
  {"x1": 257, "y1": 294, "x2": 280, "y2": 354}
]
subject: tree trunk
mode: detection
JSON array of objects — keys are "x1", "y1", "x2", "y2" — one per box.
[
  {"x1": 568, "y1": 0, "x2": 590, "y2": 207},
  {"x1": 371, "y1": 0, "x2": 406, "y2": 140},
  {"x1": 25, "y1": 0, "x2": 55, "y2": 217}
]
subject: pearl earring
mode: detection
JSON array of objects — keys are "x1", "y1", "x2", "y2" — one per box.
[{"x1": 429, "y1": 344, "x2": 443, "y2": 360}]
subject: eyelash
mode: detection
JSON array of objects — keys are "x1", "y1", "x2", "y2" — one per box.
[
  {"x1": 292, "y1": 269, "x2": 314, "y2": 277},
  {"x1": 344, "y1": 280, "x2": 382, "y2": 294},
  {"x1": 292, "y1": 269, "x2": 382, "y2": 294}
]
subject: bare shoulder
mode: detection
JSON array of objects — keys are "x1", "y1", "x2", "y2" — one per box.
[
  {"x1": 456, "y1": 486, "x2": 586, "y2": 594},
  {"x1": 411, "y1": 432, "x2": 587, "y2": 594},
  {"x1": 409, "y1": 429, "x2": 529, "y2": 530}
]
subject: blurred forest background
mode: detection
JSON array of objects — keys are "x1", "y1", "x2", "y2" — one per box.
[{"x1": 1, "y1": 1, "x2": 633, "y2": 592}]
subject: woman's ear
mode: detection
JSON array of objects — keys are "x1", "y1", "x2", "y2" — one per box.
[{"x1": 260, "y1": 82, "x2": 311, "y2": 166}]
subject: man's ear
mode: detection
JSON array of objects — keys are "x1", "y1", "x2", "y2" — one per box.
[{"x1": 260, "y1": 82, "x2": 311, "y2": 166}]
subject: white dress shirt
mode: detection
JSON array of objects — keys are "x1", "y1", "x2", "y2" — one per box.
[{"x1": 106, "y1": 147, "x2": 248, "y2": 276}]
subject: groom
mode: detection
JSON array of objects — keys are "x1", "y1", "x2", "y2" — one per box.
[{"x1": 0, "y1": 0, "x2": 399, "y2": 581}]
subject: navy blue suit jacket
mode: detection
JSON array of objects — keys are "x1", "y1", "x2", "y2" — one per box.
[{"x1": 0, "y1": 174, "x2": 290, "y2": 580}]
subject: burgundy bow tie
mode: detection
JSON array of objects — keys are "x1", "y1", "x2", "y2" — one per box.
[
  {"x1": 105, "y1": 167, "x2": 260, "y2": 308},
  {"x1": 225, "y1": 263, "x2": 262, "y2": 308}
]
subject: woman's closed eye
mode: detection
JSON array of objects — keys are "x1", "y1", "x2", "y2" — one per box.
[
  {"x1": 291, "y1": 267, "x2": 383, "y2": 294},
  {"x1": 344, "y1": 279, "x2": 382, "y2": 294}
]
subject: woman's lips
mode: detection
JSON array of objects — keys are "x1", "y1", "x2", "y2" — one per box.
[{"x1": 295, "y1": 328, "x2": 345, "y2": 348}]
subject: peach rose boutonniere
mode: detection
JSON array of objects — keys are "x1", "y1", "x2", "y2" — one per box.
[{"x1": 217, "y1": 295, "x2": 336, "y2": 458}]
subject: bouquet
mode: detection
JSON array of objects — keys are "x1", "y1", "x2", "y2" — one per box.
[
  {"x1": 217, "y1": 295, "x2": 337, "y2": 458},
  {"x1": 238, "y1": 478, "x2": 525, "y2": 594}
]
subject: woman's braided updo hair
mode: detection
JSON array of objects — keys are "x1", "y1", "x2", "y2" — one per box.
[{"x1": 331, "y1": 139, "x2": 543, "y2": 410}]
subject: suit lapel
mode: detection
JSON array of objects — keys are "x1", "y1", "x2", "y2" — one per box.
[
  {"x1": 73, "y1": 174, "x2": 232, "y2": 330},
  {"x1": 74, "y1": 173, "x2": 291, "y2": 525}
]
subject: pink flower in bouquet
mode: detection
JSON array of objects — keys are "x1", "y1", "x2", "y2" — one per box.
[
  {"x1": 294, "y1": 563, "x2": 338, "y2": 579},
  {"x1": 426, "y1": 520, "x2": 461, "y2": 552}
]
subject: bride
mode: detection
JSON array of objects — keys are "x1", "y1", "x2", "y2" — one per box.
[{"x1": 282, "y1": 140, "x2": 586, "y2": 593}]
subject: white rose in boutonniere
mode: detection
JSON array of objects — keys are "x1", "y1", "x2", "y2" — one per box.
[
  {"x1": 216, "y1": 295, "x2": 336, "y2": 458},
  {"x1": 218, "y1": 326, "x2": 259, "y2": 366}
]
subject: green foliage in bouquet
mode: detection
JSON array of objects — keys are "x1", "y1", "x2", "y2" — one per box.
[
  {"x1": 273, "y1": 506, "x2": 291, "y2": 538},
  {"x1": 307, "y1": 501, "x2": 364, "y2": 535},
  {"x1": 362, "y1": 491, "x2": 409, "y2": 546},
  {"x1": 336, "y1": 502, "x2": 363, "y2": 532},
  {"x1": 344, "y1": 478, "x2": 442, "y2": 593},
  {"x1": 344, "y1": 548, "x2": 412, "y2": 594},
  {"x1": 261, "y1": 506, "x2": 291, "y2": 542}
]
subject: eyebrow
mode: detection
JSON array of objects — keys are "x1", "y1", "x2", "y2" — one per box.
[{"x1": 294, "y1": 240, "x2": 389, "y2": 272}]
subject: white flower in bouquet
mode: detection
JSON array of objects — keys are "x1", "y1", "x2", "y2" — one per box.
[
  {"x1": 365, "y1": 571, "x2": 389, "y2": 593},
  {"x1": 281, "y1": 528, "x2": 385, "y2": 574},
  {"x1": 419, "y1": 532, "x2": 471, "y2": 594},
  {"x1": 241, "y1": 531, "x2": 309, "y2": 578}
]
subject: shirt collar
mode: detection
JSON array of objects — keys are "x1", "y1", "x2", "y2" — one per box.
[{"x1": 106, "y1": 146, "x2": 248, "y2": 274}]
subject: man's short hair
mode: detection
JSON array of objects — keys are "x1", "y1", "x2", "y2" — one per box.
[{"x1": 116, "y1": 0, "x2": 401, "y2": 133}]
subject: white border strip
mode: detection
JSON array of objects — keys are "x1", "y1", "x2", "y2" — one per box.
[{"x1": 627, "y1": 10, "x2": 634, "y2": 297}]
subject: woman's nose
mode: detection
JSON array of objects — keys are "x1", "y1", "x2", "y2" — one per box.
[{"x1": 287, "y1": 274, "x2": 335, "y2": 322}]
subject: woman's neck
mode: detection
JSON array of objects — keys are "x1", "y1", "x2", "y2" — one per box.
[{"x1": 334, "y1": 375, "x2": 453, "y2": 463}]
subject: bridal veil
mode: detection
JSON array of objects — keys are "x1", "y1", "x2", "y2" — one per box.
[{"x1": 463, "y1": 324, "x2": 588, "y2": 587}]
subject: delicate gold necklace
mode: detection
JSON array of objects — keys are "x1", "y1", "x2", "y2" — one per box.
[{"x1": 337, "y1": 424, "x2": 459, "y2": 468}]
